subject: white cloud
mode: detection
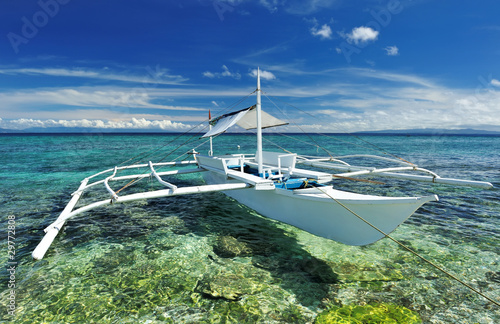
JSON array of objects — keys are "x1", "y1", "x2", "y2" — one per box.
[
  {"x1": 0, "y1": 117, "x2": 191, "y2": 131},
  {"x1": 285, "y1": 0, "x2": 339, "y2": 15},
  {"x1": 221, "y1": 65, "x2": 234, "y2": 77},
  {"x1": 491, "y1": 79, "x2": 500, "y2": 87},
  {"x1": 259, "y1": 0, "x2": 279, "y2": 13},
  {"x1": 219, "y1": 0, "x2": 245, "y2": 5},
  {"x1": 309, "y1": 84, "x2": 500, "y2": 132},
  {"x1": 203, "y1": 71, "x2": 215, "y2": 78},
  {"x1": 346, "y1": 68, "x2": 435, "y2": 88},
  {"x1": 202, "y1": 65, "x2": 241, "y2": 79},
  {"x1": 218, "y1": 0, "x2": 339, "y2": 15},
  {"x1": 242, "y1": 67, "x2": 500, "y2": 132},
  {"x1": 0, "y1": 88, "x2": 204, "y2": 112},
  {"x1": 311, "y1": 24, "x2": 332, "y2": 39},
  {"x1": 0, "y1": 67, "x2": 188, "y2": 85},
  {"x1": 384, "y1": 45, "x2": 399, "y2": 56},
  {"x1": 1, "y1": 64, "x2": 499, "y2": 133},
  {"x1": 0, "y1": 106, "x2": 207, "y2": 124},
  {"x1": 249, "y1": 69, "x2": 276, "y2": 80},
  {"x1": 220, "y1": 0, "x2": 338, "y2": 15},
  {"x1": 342, "y1": 26, "x2": 379, "y2": 44}
]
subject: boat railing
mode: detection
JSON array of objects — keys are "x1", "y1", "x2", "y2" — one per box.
[
  {"x1": 296, "y1": 155, "x2": 351, "y2": 166},
  {"x1": 33, "y1": 158, "x2": 259, "y2": 260},
  {"x1": 212, "y1": 152, "x2": 296, "y2": 180},
  {"x1": 104, "y1": 166, "x2": 120, "y2": 201},
  {"x1": 149, "y1": 161, "x2": 178, "y2": 191},
  {"x1": 297, "y1": 154, "x2": 414, "y2": 167},
  {"x1": 298, "y1": 155, "x2": 493, "y2": 189},
  {"x1": 247, "y1": 151, "x2": 297, "y2": 179},
  {"x1": 72, "y1": 160, "x2": 199, "y2": 196}
]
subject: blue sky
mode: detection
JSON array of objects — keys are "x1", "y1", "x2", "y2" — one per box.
[{"x1": 1, "y1": 0, "x2": 499, "y2": 132}]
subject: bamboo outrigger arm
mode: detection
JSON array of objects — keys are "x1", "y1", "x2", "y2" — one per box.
[
  {"x1": 32, "y1": 178, "x2": 90, "y2": 261},
  {"x1": 298, "y1": 156, "x2": 493, "y2": 189},
  {"x1": 32, "y1": 179, "x2": 252, "y2": 260},
  {"x1": 32, "y1": 154, "x2": 493, "y2": 260},
  {"x1": 31, "y1": 160, "x2": 256, "y2": 260}
]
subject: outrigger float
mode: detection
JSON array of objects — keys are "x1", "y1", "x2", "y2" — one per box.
[{"x1": 32, "y1": 69, "x2": 493, "y2": 261}]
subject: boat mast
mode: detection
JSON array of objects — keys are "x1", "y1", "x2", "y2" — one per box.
[
  {"x1": 208, "y1": 110, "x2": 213, "y2": 156},
  {"x1": 256, "y1": 67, "x2": 263, "y2": 176}
]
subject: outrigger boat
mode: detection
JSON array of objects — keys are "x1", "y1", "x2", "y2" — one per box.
[{"x1": 32, "y1": 69, "x2": 493, "y2": 260}]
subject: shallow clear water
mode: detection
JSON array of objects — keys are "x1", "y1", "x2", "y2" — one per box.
[{"x1": 0, "y1": 133, "x2": 499, "y2": 323}]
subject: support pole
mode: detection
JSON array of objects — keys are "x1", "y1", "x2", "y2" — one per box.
[
  {"x1": 208, "y1": 110, "x2": 213, "y2": 156},
  {"x1": 32, "y1": 178, "x2": 89, "y2": 260},
  {"x1": 256, "y1": 67, "x2": 263, "y2": 176}
]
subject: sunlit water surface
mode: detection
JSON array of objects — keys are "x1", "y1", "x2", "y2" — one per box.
[{"x1": 0, "y1": 133, "x2": 498, "y2": 323}]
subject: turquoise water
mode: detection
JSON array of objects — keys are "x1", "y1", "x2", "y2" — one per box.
[{"x1": 0, "y1": 133, "x2": 499, "y2": 323}]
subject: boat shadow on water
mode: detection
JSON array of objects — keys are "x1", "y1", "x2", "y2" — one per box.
[
  {"x1": 10, "y1": 161, "x2": 499, "y2": 322},
  {"x1": 141, "y1": 189, "x2": 340, "y2": 307},
  {"x1": 192, "y1": 192, "x2": 340, "y2": 303},
  {"x1": 12, "y1": 187, "x2": 340, "y2": 322}
]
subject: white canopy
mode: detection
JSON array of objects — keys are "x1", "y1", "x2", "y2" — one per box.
[{"x1": 202, "y1": 105, "x2": 288, "y2": 138}]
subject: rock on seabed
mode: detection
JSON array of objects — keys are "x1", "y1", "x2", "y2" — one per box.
[{"x1": 314, "y1": 303, "x2": 422, "y2": 323}]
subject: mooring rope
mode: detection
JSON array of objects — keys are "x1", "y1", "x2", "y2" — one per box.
[
  {"x1": 314, "y1": 185, "x2": 500, "y2": 307},
  {"x1": 114, "y1": 90, "x2": 256, "y2": 171},
  {"x1": 115, "y1": 132, "x2": 204, "y2": 195},
  {"x1": 105, "y1": 89, "x2": 498, "y2": 306},
  {"x1": 257, "y1": 134, "x2": 385, "y2": 184},
  {"x1": 263, "y1": 92, "x2": 416, "y2": 166},
  {"x1": 258, "y1": 93, "x2": 497, "y2": 304},
  {"x1": 262, "y1": 93, "x2": 339, "y2": 160},
  {"x1": 114, "y1": 91, "x2": 258, "y2": 195}
]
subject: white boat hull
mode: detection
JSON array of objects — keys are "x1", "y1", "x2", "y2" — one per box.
[
  {"x1": 203, "y1": 171, "x2": 438, "y2": 245},
  {"x1": 30, "y1": 68, "x2": 492, "y2": 260}
]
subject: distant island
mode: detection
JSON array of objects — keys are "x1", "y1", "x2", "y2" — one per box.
[{"x1": 353, "y1": 128, "x2": 500, "y2": 136}]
